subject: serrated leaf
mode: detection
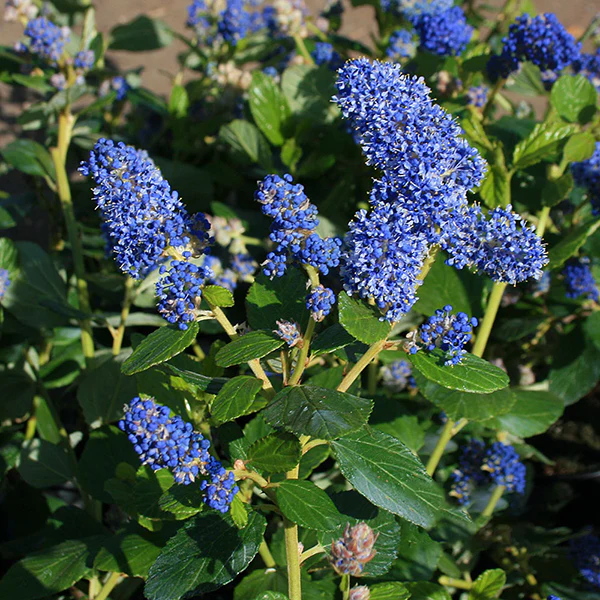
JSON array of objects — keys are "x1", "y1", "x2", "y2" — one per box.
[
  {"x1": 109, "y1": 15, "x2": 174, "y2": 51},
  {"x1": 203, "y1": 284, "x2": 234, "y2": 308},
  {"x1": 249, "y1": 71, "x2": 290, "y2": 146},
  {"x1": 164, "y1": 363, "x2": 229, "y2": 395},
  {"x1": 550, "y1": 74, "x2": 598, "y2": 124},
  {"x1": 409, "y1": 349, "x2": 509, "y2": 394},
  {"x1": 219, "y1": 120, "x2": 273, "y2": 169},
  {"x1": 548, "y1": 219, "x2": 600, "y2": 269},
  {"x1": 122, "y1": 323, "x2": 199, "y2": 375},
  {"x1": 247, "y1": 432, "x2": 301, "y2": 473},
  {"x1": 145, "y1": 511, "x2": 266, "y2": 599},
  {"x1": 370, "y1": 582, "x2": 411, "y2": 600},
  {"x1": 275, "y1": 480, "x2": 342, "y2": 531},
  {"x1": 215, "y1": 330, "x2": 284, "y2": 368},
  {"x1": 513, "y1": 121, "x2": 577, "y2": 170},
  {"x1": 338, "y1": 291, "x2": 391, "y2": 344},
  {"x1": 405, "y1": 582, "x2": 451, "y2": 600},
  {"x1": 331, "y1": 426, "x2": 446, "y2": 528},
  {"x1": 468, "y1": 568, "x2": 506, "y2": 599},
  {"x1": 261, "y1": 385, "x2": 372, "y2": 440},
  {"x1": 212, "y1": 376, "x2": 263, "y2": 424},
  {"x1": 158, "y1": 485, "x2": 205, "y2": 520}
]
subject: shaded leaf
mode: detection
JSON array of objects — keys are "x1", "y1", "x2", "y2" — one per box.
[
  {"x1": 212, "y1": 376, "x2": 263, "y2": 424},
  {"x1": 338, "y1": 291, "x2": 391, "y2": 344},
  {"x1": 215, "y1": 330, "x2": 284, "y2": 368},
  {"x1": 247, "y1": 432, "x2": 301, "y2": 473}
]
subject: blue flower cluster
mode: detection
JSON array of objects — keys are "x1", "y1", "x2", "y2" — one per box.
[
  {"x1": 573, "y1": 50, "x2": 600, "y2": 92},
  {"x1": 254, "y1": 174, "x2": 342, "y2": 278},
  {"x1": 406, "y1": 305, "x2": 478, "y2": 366},
  {"x1": 380, "y1": 0, "x2": 452, "y2": 18},
  {"x1": 570, "y1": 534, "x2": 600, "y2": 589},
  {"x1": 311, "y1": 42, "x2": 342, "y2": 70},
  {"x1": 119, "y1": 397, "x2": 238, "y2": 512},
  {"x1": 218, "y1": 0, "x2": 251, "y2": 46},
  {"x1": 0, "y1": 268, "x2": 10, "y2": 301},
  {"x1": 381, "y1": 359, "x2": 415, "y2": 392},
  {"x1": 451, "y1": 440, "x2": 526, "y2": 505},
  {"x1": 572, "y1": 142, "x2": 600, "y2": 215},
  {"x1": 562, "y1": 257, "x2": 599, "y2": 302},
  {"x1": 467, "y1": 85, "x2": 489, "y2": 108},
  {"x1": 274, "y1": 319, "x2": 303, "y2": 347},
  {"x1": 445, "y1": 204, "x2": 548, "y2": 285},
  {"x1": 330, "y1": 523, "x2": 378, "y2": 576},
  {"x1": 487, "y1": 13, "x2": 581, "y2": 81},
  {"x1": 306, "y1": 285, "x2": 336, "y2": 322},
  {"x1": 74, "y1": 50, "x2": 95, "y2": 71},
  {"x1": 410, "y1": 5, "x2": 473, "y2": 58},
  {"x1": 547, "y1": 596, "x2": 561, "y2": 600},
  {"x1": 386, "y1": 29, "x2": 416, "y2": 61},
  {"x1": 22, "y1": 16, "x2": 70, "y2": 63}
]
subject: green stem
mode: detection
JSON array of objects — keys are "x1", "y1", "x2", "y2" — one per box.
[
  {"x1": 259, "y1": 539, "x2": 276, "y2": 569},
  {"x1": 483, "y1": 78, "x2": 506, "y2": 120},
  {"x1": 341, "y1": 574, "x2": 351, "y2": 600},
  {"x1": 299, "y1": 543, "x2": 325, "y2": 565},
  {"x1": 112, "y1": 276, "x2": 135, "y2": 356},
  {"x1": 284, "y1": 465, "x2": 302, "y2": 600},
  {"x1": 426, "y1": 419, "x2": 455, "y2": 476},
  {"x1": 51, "y1": 110, "x2": 94, "y2": 366},
  {"x1": 439, "y1": 576, "x2": 473, "y2": 590},
  {"x1": 288, "y1": 318, "x2": 316, "y2": 386},
  {"x1": 482, "y1": 485, "x2": 506, "y2": 517},
  {"x1": 367, "y1": 360, "x2": 378, "y2": 396},
  {"x1": 337, "y1": 339, "x2": 387, "y2": 393},
  {"x1": 472, "y1": 282, "x2": 507, "y2": 358},
  {"x1": 536, "y1": 205, "x2": 551, "y2": 239},
  {"x1": 94, "y1": 572, "x2": 122, "y2": 600},
  {"x1": 233, "y1": 468, "x2": 269, "y2": 488},
  {"x1": 293, "y1": 34, "x2": 314, "y2": 65}
]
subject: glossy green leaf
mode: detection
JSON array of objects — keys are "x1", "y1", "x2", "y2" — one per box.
[
  {"x1": 1, "y1": 139, "x2": 55, "y2": 180},
  {"x1": 543, "y1": 172, "x2": 574, "y2": 208},
  {"x1": 281, "y1": 64, "x2": 337, "y2": 123},
  {"x1": 550, "y1": 74, "x2": 598, "y2": 124},
  {"x1": 562, "y1": 131, "x2": 597, "y2": 163},
  {"x1": 261, "y1": 385, "x2": 372, "y2": 440},
  {"x1": 203, "y1": 284, "x2": 235, "y2": 308},
  {"x1": 247, "y1": 432, "x2": 301, "y2": 473},
  {"x1": 479, "y1": 164, "x2": 511, "y2": 208},
  {"x1": 370, "y1": 583, "x2": 411, "y2": 600},
  {"x1": 405, "y1": 582, "x2": 451, "y2": 600},
  {"x1": 215, "y1": 330, "x2": 284, "y2": 368},
  {"x1": 338, "y1": 291, "x2": 391, "y2": 344},
  {"x1": 122, "y1": 322, "x2": 199, "y2": 375},
  {"x1": 109, "y1": 15, "x2": 174, "y2": 51},
  {"x1": 18, "y1": 439, "x2": 74, "y2": 488},
  {"x1": 512, "y1": 121, "x2": 577, "y2": 170},
  {"x1": 311, "y1": 323, "x2": 355, "y2": 356},
  {"x1": 135, "y1": 466, "x2": 174, "y2": 521},
  {"x1": 250, "y1": 593, "x2": 289, "y2": 600},
  {"x1": 249, "y1": 71, "x2": 290, "y2": 146},
  {"x1": 331, "y1": 426, "x2": 445, "y2": 528},
  {"x1": 212, "y1": 376, "x2": 263, "y2": 424},
  {"x1": 276, "y1": 480, "x2": 342, "y2": 531},
  {"x1": 409, "y1": 349, "x2": 509, "y2": 394},
  {"x1": 388, "y1": 520, "x2": 442, "y2": 581},
  {"x1": 158, "y1": 485, "x2": 205, "y2": 520},
  {"x1": 145, "y1": 511, "x2": 266, "y2": 599},
  {"x1": 468, "y1": 568, "x2": 506, "y2": 599},
  {"x1": 548, "y1": 219, "x2": 600, "y2": 269},
  {"x1": 220, "y1": 120, "x2": 273, "y2": 169},
  {"x1": 584, "y1": 312, "x2": 600, "y2": 349},
  {"x1": 164, "y1": 363, "x2": 228, "y2": 395}
]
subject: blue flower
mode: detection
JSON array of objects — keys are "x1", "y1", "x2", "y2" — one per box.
[
  {"x1": 119, "y1": 397, "x2": 238, "y2": 512},
  {"x1": 572, "y1": 141, "x2": 600, "y2": 215},
  {"x1": 187, "y1": 0, "x2": 210, "y2": 29},
  {"x1": 411, "y1": 6, "x2": 473, "y2": 57},
  {"x1": 482, "y1": 442, "x2": 526, "y2": 494},
  {"x1": 23, "y1": 16, "x2": 70, "y2": 63},
  {"x1": 311, "y1": 42, "x2": 342, "y2": 70},
  {"x1": 80, "y1": 139, "x2": 211, "y2": 279},
  {"x1": 573, "y1": 49, "x2": 600, "y2": 92},
  {"x1": 386, "y1": 29, "x2": 417, "y2": 61},
  {"x1": 380, "y1": 0, "x2": 452, "y2": 18},
  {"x1": 570, "y1": 535, "x2": 600, "y2": 589},
  {"x1": 218, "y1": 0, "x2": 251, "y2": 45},
  {"x1": 467, "y1": 85, "x2": 489, "y2": 108},
  {"x1": 74, "y1": 50, "x2": 95, "y2": 71},
  {"x1": 487, "y1": 13, "x2": 581, "y2": 81},
  {"x1": 381, "y1": 359, "x2": 414, "y2": 392},
  {"x1": 231, "y1": 253, "x2": 258, "y2": 278},
  {"x1": 562, "y1": 257, "x2": 599, "y2": 302},
  {"x1": 450, "y1": 439, "x2": 487, "y2": 505},
  {"x1": 306, "y1": 285, "x2": 336, "y2": 322},
  {"x1": 111, "y1": 76, "x2": 130, "y2": 101},
  {"x1": 0, "y1": 268, "x2": 10, "y2": 301},
  {"x1": 274, "y1": 319, "x2": 303, "y2": 347},
  {"x1": 406, "y1": 305, "x2": 477, "y2": 366},
  {"x1": 444, "y1": 204, "x2": 548, "y2": 285}
]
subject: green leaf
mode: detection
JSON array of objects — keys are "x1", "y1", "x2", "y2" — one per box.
[
  {"x1": 488, "y1": 389, "x2": 564, "y2": 437},
  {"x1": 203, "y1": 284, "x2": 235, "y2": 308},
  {"x1": 281, "y1": 64, "x2": 337, "y2": 123},
  {"x1": 247, "y1": 432, "x2": 301, "y2": 473},
  {"x1": 145, "y1": 511, "x2": 266, "y2": 599},
  {"x1": 331, "y1": 426, "x2": 446, "y2": 528},
  {"x1": 1, "y1": 139, "x2": 55, "y2": 181},
  {"x1": 246, "y1": 269, "x2": 308, "y2": 330},
  {"x1": 219, "y1": 120, "x2": 273, "y2": 169},
  {"x1": 370, "y1": 583, "x2": 411, "y2": 600},
  {"x1": 215, "y1": 330, "x2": 284, "y2": 368},
  {"x1": 212, "y1": 376, "x2": 263, "y2": 424},
  {"x1": 18, "y1": 439, "x2": 74, "y2": 488},
  {"x1": 543, "y1": 172, "x2": 574, "y2": 208},
  {"x1": 275, "y1": 480, "x2": 342, "y2": 531},
  {"x1": 164, "y1": 363, "x2": 228, "y2": 395},
  {"x1": 468, "y1": 568, "x2": 507, "y2": 599},
  {"x1": 388, "y1": 520, "x2": 442, "y2": 581},
  {"x1": 10, "y1": 74, "x2": 54, "y2": 92},
  {"x1": 135, "y1": 466, "x2": 174, "y2": 521},
  {"x1": 0, "y1": 540, "x2": 91, "y2": 600},
  {"x1": 250, "y1": 593, "x2": 289, "y2": 600},
  {"x1": 415, "y1": 373, "x2": 516, "y2": 422},
  {"x1": 548, "y1": 219, "x2": 600, "y2": 269},
  {"x1": 168, "y1": 84, "x2": 189, "y2": 118},
  {"x1": 109, "y1": 16, "x2": 174, "y2": 51},
  {"x1": 409, "y1": 349, "x2": 509, "y2": 394},
  {"x1": 338, "y1": 291, "x2": 391, "y2": 344},
  {"x1": 261, "y1": 385, "x2": 372, "y2": 440},
  {"x1": 512, "y1": 121, "x2": 577, "y2": 170},
  {"x1": 249, "y1": 71, "x2": 290, "y2": 146},
  {"x1": 562, "y1": 131, "x2": 597, "y2": 163},
  {"x1": 122, "y1": 323, "x2": 199, "y2": 375},
  {"x1": 311, "y1": 323, "x2": 356, "y2": 356},
  {"x1": 77, "y1": 351, "x2": 137, "y2": 428},
  {"x1": 550, "y1": 74, "x2": 598, "y2": 124},
  {"x1": 154, "y1": 157, "x2": 213, "y2": 204},
  {"x1": 584, "y1": 312, "x2": 600, "y2": 349},
  {"x1": 479, "y1": 164, "x2": 511, "y2": 208},
  {"x1": 0, "y1": 369, "x2": 35, "y2": 421},
  {"x1": 158, "y1": 485, "x2": 205, "y2": 520},
  {"x1": 405, "y1": 582, "x2": 451, "y2": 600}
]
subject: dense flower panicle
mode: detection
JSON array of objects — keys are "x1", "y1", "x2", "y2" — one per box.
[
  {"x1": 274, "y1": 319, "x2": 303, "y2": 347},
  {"x1": 349, "y1": 586, "x2": 370, "y2": 600},
  {"x1": 380, "y1": 0, "x2": 452, "y2": 18},
  {"x1": 386, "y1": 29, "x2": 417, "y2": 61},
  {"x1": 231, "y1": 253, "x2": 258, "y2": 278},
  {"x1": 573, "y1": 50, "x2": 600, "y2": 92},
  {"x1": 74, "y1": 49, "x2": 95, "y2": 71},
  {"x1": 330, "y1": 523, "x2": 378, "y2": 576},
  {"x1": 118, "y1": 397, "x2": 238, "y2": 512},
  {"x1": 487, "y1": 13, "x2": 581, "y2": 81},
  {"x1": 218, "y1": 0, "x2": 251, "y2": 45},
  {"x1": 23, "y1": 17, "x2": 70, "y2": 63},
  {"x1": 306, "y1": 285, "x2": 336, "y2": 322},
  {"x1": 406, "y1": 305, "x2": 477, "y2": 366},
  {"x1": 79, "y1": 139, "x2": 211, "y2": 279},
  {"x1": 467, "y1": 85, "x2": 489, "y2": 108},
  {"x1": 187, "y1": 0, "x2": 211, "y2": 29},
  {"x1": 311, "y1": 42, "x2": 342, "y2": 70},
  {"x1": 341, "y1": 201, "x2": 429, "y2": 323},
  {"x1": 570, "y1": 535, "x2": 600, "y2": 589},
  {"x1": 562, "y1": 257, "x2": 599, "y2": 302},
  {"x1": 0, "y1": 268, "x2": 10, "y2": 301},
  {"x1": 449, "y1": 439, "x2": 487, "y2": 505},
  {"x1": 297, "y1": 234, "x2": 342, "y2": 275},
  {"x1": 572, "y1": 142, "x2": 600, "y2": 214},
  {"x1": 482, "y1": 442, "x2": 526, "y2": 493},
  {"x1": 156, "y1": 261, "x2": 212, "y2": 329},
  {"x1": 410, "y1": 6, "x2": 473, "y2": 57},
  {"x1": 445, "y1": 204, "x2": 548, "y2": 284},
  {"x1": 380, "y1": 360, "x2": 414, "y2": 392},
  {"x1": 4, "y1": 0, "x2": 38, "y2": 22}
]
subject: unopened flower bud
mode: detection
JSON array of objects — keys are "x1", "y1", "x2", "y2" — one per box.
[
  {"x1": 349, "y1": 585, "x2": 370, "y2": 600},
  {"x1": 330, "y1": 522, "x2": 378, "y2": 576}
]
